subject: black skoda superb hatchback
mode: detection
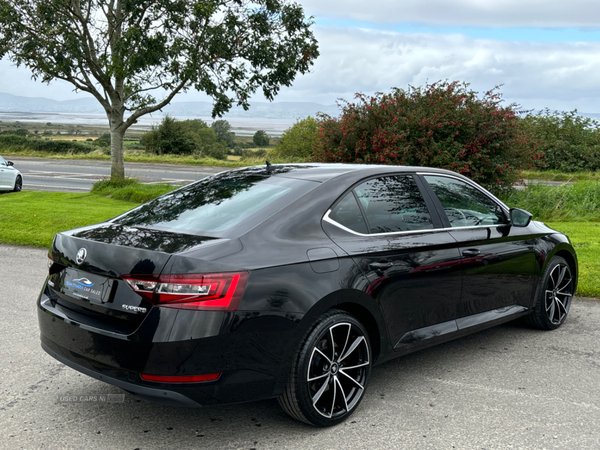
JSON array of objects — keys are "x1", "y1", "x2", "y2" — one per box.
[{"x1": 38, "y1": 164, "x2": 577, "y2": 426}]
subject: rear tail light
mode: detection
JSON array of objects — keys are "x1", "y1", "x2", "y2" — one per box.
[
  {"x1": 122, "y1": 272, "x2": 248, "y2": 311},
  {"x1": 140, "y1": 373, "x2": 221, "y2": 383},
  {"x1": 47, "y1": 253, "x2": 64, "y2": 275}
]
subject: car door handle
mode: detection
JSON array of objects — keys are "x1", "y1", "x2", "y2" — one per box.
[
  {"x1": 462, "y1": 248, "x2": 480, "y2": 257},
  {"x1": 369, "y1": 261, "x2": 394, "y2": 272}
]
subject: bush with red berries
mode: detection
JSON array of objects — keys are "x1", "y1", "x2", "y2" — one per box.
[{"x1": 313, "y1": 81, "x2": 540, "y2": 193}]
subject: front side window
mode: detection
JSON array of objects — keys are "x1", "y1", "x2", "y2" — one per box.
[
  {"x1": 354, "y1": 175, "x2": 433, "y2": 234},
  {"x1": 424, "y1": 175, "x2": 507, "y2": 227}
]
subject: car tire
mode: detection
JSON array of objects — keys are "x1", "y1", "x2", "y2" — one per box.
[
  {"x1": 13, "y1": 175, "x2": 22, "y2": 192},
  {"x1": 527, "y1": 256, "x2": 574, "y2": 330},
  {"x1": 278, "y1": 309, "x2": 372, "y2": 426}
]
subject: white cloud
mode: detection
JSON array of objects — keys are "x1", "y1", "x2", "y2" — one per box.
[
  {"x1": 2, "y1": 26, "x2": 600, "y2": 114},
  {"x1": 274, "y1": 27, "x2": 600, "y2": 112},
  {"x1": 301, "y1": 0, "x2": 600, "y2": 28}
]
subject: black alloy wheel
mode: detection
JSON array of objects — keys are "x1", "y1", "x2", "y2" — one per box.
[
  {"x1": 279, "y1": 310, "x2": 372, "y2": 426},
  {"x1": 13, "y1": 175, "x2": 22, "y2": 192},
  {"x1": 528, "y1": 256, "x2": 574, "y2": 330}
]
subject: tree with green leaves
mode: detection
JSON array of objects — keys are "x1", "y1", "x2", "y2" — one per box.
[
  {"x1": 253, "y1": 130, "x2": 270, "y2": 147},
  {"x1": 276, "y1": 116, "x2": 318, "y2": 158},
  {"x1": 211, "y1": 119, "x2": 235, "y2": 148},
  {"x1": 519, "y1": 109, "x2": 600, "y2": 172},
  {"x1": 0, "y1": 0, "x2": 319, "y2": 178},
  {"x1": 141, "y1": 115, "x2": 195, "y2": 155}
]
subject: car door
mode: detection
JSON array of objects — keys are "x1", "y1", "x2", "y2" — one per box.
[
  {"x1": 322, "y1": 174, "x2": 463, "y2": 353},
  {"x1": 419, "y1": 174, "x2": 538, "y2": 327},
  {"x1": 0, "y1": 157, "x2": 8, "y2": 189}
]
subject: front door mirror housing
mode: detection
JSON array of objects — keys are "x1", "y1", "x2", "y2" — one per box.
[
  {"x1": 6, "y1": 161, "x2": 14, "y2": 166},
  {"x1": 510, "y1": 208, "x2": 533, "y2": 227}
]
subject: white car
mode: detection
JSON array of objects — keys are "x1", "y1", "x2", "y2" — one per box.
[{"x1": 0, "y1": 156, "x2": 23, "y2": 192}]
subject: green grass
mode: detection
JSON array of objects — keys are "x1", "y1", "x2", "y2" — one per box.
[
  {"x1": 547, "y1": 222, "x2": 600, "y2": 298},
  {"x1": 0, "y1": 186, "x2": 598, "y2": 298},
  {"x1": 0, "y1": 191, "x2": 138, "y2": 248},
  {"x1": 522, "y1": 170, "x2": 600, "y2": 182},
  {"x1": 499, "y1": 181, "x2": 600, "y2": 222},
  {"x1": 91, "y1": 178, "x2": 177, "y2": 203}
]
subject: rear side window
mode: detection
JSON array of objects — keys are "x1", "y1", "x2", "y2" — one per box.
[
  {"x1": 328, "y1": 175, "x2": 434, "y2": 234},
  {"x1": 356, "y1": 176, "x2": 433, "y2": 233},
  {"x1": 329, "y1": 193, "x2": 368, "y2": 234}
]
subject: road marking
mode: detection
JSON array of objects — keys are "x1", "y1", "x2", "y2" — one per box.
[
  {"x1": 144, "y1": 179, "x2": 190, "y2": 185},
  {"x1": 26, "y1": 175, "x2": 100, "y2": 182},
  {"x1": 24, "y1": 184, "x2": 90, "y2": 191}
]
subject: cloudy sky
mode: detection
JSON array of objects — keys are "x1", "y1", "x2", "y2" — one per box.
[{"x1": 1, "y1": 0, "x2": 600, "y2": 113}]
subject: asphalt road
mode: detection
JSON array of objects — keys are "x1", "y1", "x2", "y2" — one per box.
[
  {"x1": 2, "y1": 244, "x2": 600, "y2": 449},
  {"x1": 7, "y1": 156, "x2": 575, "y2": 194},
  {"x1": 8, "y1": 157, "x2": 224, "y2": 192}
]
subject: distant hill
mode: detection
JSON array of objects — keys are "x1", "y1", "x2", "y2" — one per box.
[
  {"x1": 0, "y1": 92, "x2": 339, "y2": 120},
  {"x1": 0, "y1": 92, "x2": 101, "y2": 113}
]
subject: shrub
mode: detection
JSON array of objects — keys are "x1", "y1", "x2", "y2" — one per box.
[
  {"x1": 204, "y1": 142, "x2": 228, "y2": 160},
  {"x1": 276, "y1": 116, "x2": 318, "y2": 159},
  {"x1": 230, "y1": 146, "x2": 243, "y2": 156},
  {"x1": 313, "y1": 81, "x2": 540, "y2": 194},
  {"x1": 141, "y1": 116, "x2": 195, "y2": 155},
  {"x1": 141, "y1": 116, "x2": 229, "y2": 158},
  {"x1": 1, "y1": 128, "x2": 28, "y2": 136},
  {"x1": 253, "y1": 130, "x2": 270, "y2": 147},
  {"x1": 519, "y1": 109, "x2": 600, "y2": 172},
  {"x1": 96, "y1": 133, "x2": 111, "y2": 147}
]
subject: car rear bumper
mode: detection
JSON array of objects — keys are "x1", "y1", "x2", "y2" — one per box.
[
  {"x1": 41, "y1": 340, "x2": 203, "y2": 407},
  {"x1": 38, "y1": 289, "x2": 298, "y2": 406}
]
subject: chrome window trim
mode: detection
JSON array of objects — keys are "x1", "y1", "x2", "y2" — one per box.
[{"x1": 323, "y1": 209, "x2": 508, "y2": 238}]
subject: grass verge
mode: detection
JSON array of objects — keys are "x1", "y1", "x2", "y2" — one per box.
[
  {"x1": 522, "y1": 170, "x2": 600, "y2": 182},
  {"x1": 546, "y1": 222, "x2": 600, "y2": 298},
  {"x1": 0, "y1": 191, "x2": 137, "y2": 248},
  {"x1": 3, "y1": 148, "x2": 306, "y2": 168},
  {"x1": 499, "y1": 181, "x2": 600, "y2": 222},
  {"x1": 91, "y1": 178, "x2": 176, "y2": 203}
]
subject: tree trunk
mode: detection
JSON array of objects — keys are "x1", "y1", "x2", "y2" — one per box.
[
  {"x1": 108, "y1": 109, "x2": 126, "y2": 180},
  {"x1": 110, "y1": 127, "x2": 125, "y2": 179}
]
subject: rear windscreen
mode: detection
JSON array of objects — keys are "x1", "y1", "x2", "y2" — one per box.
[{"x1": 112, "y1": 169, "x2": 317, "y2": 235}]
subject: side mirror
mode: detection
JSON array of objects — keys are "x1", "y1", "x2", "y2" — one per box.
[
  {"x1": 510, "y1": 208, "x2": 532, "y2": 227},
  {"x1": 6, "y1": 161, "x2": 14, "y2": 166}
]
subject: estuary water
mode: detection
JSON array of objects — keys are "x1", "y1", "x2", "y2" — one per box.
[{"x1": 0, "y1": 111, "x2": 296, "y2": 136}]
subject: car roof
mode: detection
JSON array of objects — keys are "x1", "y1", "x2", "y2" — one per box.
[{"x1": 257, "y1": 163, "x2": 461, "y2": 183}]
